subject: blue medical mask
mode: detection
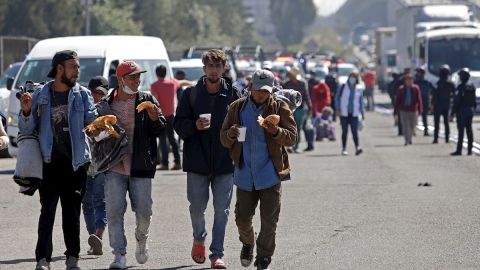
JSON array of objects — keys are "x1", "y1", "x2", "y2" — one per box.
[{"x1": 348, "y1": 77, "x2": 357, "y2": 85}]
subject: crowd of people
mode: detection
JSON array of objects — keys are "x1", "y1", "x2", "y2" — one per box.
[
  {"x1": 15, "y1": 47, "x2": 477, "y2": 270},
  {"x1": 388, "y1": 65, "x2": 477, "y2": 154}
]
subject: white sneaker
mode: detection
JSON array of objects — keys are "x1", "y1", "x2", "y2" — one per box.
[
  {"x1": 341, "y1": 149, "x2": 348, "y2": 156},
  {"x1": 65, "y1": 256, "x2": 81, "y2": 270},
  {"x1": 35, "y1": 258, "x2": 51, "y2": 270},
  {"x1": 109, "y1": 254, "x2": 126, "y2": 269},
  {"x1": 135, "y1": 239, "x2": 149, "y2": 264}
]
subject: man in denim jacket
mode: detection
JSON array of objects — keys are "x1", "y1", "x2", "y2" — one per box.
[{"x1": 19, "y1": 50, "x2": 97, "y2": 270}]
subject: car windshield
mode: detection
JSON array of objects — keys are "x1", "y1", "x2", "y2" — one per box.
[
  {"x1": 0, "y1": 63, "x2": 21, "y2": 89},
  {"x1": 338, "y1": 66, "x2": 355, "y2": 76},
  {"x1": 15, "y1": 58, "x2": 105, "y2": 88},
  {"x1": 172, "y1": 67, "x2": 204, "y2": 81},
  {"x1": 428, "y1": 38, "x2": 480, "y2": 75},
  {"x1": 131, "y1": 59, "x2": 171, "y2": 92}
]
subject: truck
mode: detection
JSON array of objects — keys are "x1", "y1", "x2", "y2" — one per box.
[
  {"x1": 375, "y1": 27, "x2": 397, "y2": 91},
  {"x1": 395, "y1": 4, "x2": 475, "y2": 70}
]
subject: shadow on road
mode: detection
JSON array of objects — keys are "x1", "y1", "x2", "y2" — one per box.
[
  {"x1": 0, "y1": 256, "x2": 65, "y2": 265},
  {"x1": 373, "y1": 144, "x2": 405, "y2": 148},
  {"x1": 91, "y1": 266, "x2": 208, "y2": 270},
  {"x1": 0, "y1": 169, "x2": 14, "y2": 174}
]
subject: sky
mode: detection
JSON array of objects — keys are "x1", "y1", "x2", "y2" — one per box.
[{"x1": 313, "y1": 0, "x2": 347, "y2": 16}]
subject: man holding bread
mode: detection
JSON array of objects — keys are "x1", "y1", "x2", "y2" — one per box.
[{"x1": 220, "y1": 69, "x2": 297, "y2": 270}]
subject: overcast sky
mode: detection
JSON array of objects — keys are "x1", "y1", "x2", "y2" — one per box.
[{"x1": 313, "y1": 0, "x2": 347, "y2": 16}]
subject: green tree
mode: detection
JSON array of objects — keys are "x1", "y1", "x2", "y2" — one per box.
[
  {"x1": 270, "y1": 0, "x2": 317, "y2": 49},
  {"x1": 1, "y1": 0, "x2": 82, "y2": 38},
  {"x1": 89, "y1": 0, "x2": 143, "y2": 35}
]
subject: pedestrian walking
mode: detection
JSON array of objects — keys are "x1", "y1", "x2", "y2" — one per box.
[
  {"x1": 19, "y1": 50, "x2": 97, "y2": 270},
  {"x1": 220, "y1": 69, "x2": 296, "y2": 270},
  {"x1": 335, "y1": 71, "x2": 365, "y2": 156},
  {"x1": 97, "y1": 60, "x2": 166, "y2": 269},
  {"x1": 325, "y1": 67, "x2": 338, "y2": 120},
  {"x1": 173, "y1": 49, "x2": 240, "y2": 269},
  {"x1": 450, "y1": 68, "x2": 477, "y2": 155},
  {"x1": 362, "y1": 69, "x2": 376, "y2": 111},
  {"x1": 283, "y1": 66, "x2": 312, "y2": 152},
  {"x1": 82, "y1": 76, "x2": 109, "y2": 256},
  {"x1": 414, "y1": 67, "x2": 435, "y2": 136},
  {"x1": 151, "y1": 64, "x2": 182, "y2": 170},
  {"x1": 394, "y1": 74, "x2": 423, "y2": 145},
  {"x1": 432, "y1": 64, "x2": 455, "y2": 144}
]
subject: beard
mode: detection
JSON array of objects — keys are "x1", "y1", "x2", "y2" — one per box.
[
  {"x1": 207, "y1": 77, "x2": 220, "y2": 84},
  {"x1": 61, "y1": 73, "x2": 76, "y2": 87}
]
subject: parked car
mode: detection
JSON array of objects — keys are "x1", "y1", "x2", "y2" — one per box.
[
  {"x1": 0, "y1": 62, "x2": 22, "y2": 116},
  {"x1": 170, "y1": 59, "x2": 205, "y2": 81}
]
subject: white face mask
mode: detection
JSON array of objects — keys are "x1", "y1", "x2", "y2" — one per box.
[{"x1": 121, "y1": 79, "x2": 137, "y2": 95}]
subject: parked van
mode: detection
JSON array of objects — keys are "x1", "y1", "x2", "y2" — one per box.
[{"x1": 6, "y1": 35, "x2": 173, "y2": 156}]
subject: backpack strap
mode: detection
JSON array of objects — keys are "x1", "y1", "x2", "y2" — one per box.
[{"x1": 188, "y1": 86, "x2": 197, "y2": 109}]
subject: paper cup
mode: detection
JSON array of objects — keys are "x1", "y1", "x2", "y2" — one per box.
[
  {"x1": 199, "y1": 113, "x2": 211, "y2": 128},
  {"x1": 238, "y1": 127, "x2": 247, "y2": 142}
]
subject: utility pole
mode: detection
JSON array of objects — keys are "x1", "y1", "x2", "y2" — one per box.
[{"x1": 84, "y1": 0, "x2": 91, "y2": 35}]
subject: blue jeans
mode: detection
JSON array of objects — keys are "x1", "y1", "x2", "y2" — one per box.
[
  {"x1": 82, "y1": 174, "x2": 107, "y2": 235},
  {"x1": 293, "y1": 107, "x2": 307, "y2": 150},
  {"x1": 104, "y1": 171, "x2": 152, "y2": 255},
  {"x1": 187, "y1": 173, "x2": 233, "y2": 259}
]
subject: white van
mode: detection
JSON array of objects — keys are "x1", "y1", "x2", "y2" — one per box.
[{"x1": 6, "y1": 35, "x2": 173, "y2": 156}]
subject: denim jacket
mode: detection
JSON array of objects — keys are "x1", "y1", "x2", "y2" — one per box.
[{"x1": 18, "y1": 81, "x2": 97, "y2": 171}]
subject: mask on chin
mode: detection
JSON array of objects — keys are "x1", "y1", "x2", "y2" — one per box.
[{"x1": 122, "y1": 79, "x2": 137, "y2": 95}]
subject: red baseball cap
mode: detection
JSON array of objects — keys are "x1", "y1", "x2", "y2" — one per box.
[{"x1": 116, "y1": 60, "x2": 146, "y2": 78}]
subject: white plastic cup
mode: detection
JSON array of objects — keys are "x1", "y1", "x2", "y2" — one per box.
[
  {"x1": 199, "y1": 113, "x2": 211, "y2": 129},
  {"x1": 238, "y1": 127, "x2": 247, "y2": 142}
]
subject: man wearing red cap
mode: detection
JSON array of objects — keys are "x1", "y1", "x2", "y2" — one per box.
[{"x1": 95, "y1": 60, "x2": 166, "y2": 269}]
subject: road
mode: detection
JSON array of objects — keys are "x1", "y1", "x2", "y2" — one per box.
[{"x1": 0, "y1": 99, "x2": 479, "y2": 270}]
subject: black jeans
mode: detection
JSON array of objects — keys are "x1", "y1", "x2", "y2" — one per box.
[
  {"x1": 421, "y1": 96, "x2": 429, "y2": 132},
  {"x1": 340, "y1": 114, "x2": 359, "y2": 149},
  {"x1": 35, "y1": 158, "x2": 87, "y2": 262},
  {"x1": 159, "y1": 115, "x2": 181, "y2": 166},
  {"x1": 456, "y1": 111, "x2": 474, "y2": 153},
  {"x1": 434, "y1": 108, "x2": 450, "y2": 141}
]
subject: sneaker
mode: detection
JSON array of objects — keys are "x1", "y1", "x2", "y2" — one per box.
[
  {"x1": 240, "y1": 244, "x2": 254, "y2": 267},
  {"x1": 341, "y1": 149, "x2": 348, "y2": 156},
  {"x1": 355, "y1": 148, "x2": 363, "y2": 156},
  {"x1": 135, "y1": 239, "x2": 149, "y2": 264},
  {"x1": 35, "y1": 258, "x2": 51, "y2": 270},
  {"x1": 432, "y1": 139, "x2": 438, "y2": 144},
  {"x1": 88, "y1": 234, "x2": 103, "y2": 255},
  {"x1": 171, "y1": 162, "x2": 182, "y2": 170},
  {"x1": 158, "y1": 164, "x2": 169, "y2": 170},
  {"x1": 109, "y1": 254, "x2": 126, "y2": 269},
  {"x1": 450, "y1": 151, "x2": 462, "y2": 156},
  {"x1": 303, "y1": 146, "x2": 314, "y2": 152},
  {"x1": 210, "y1": 257, "x2": 227, "y2": 269},
  {"x1": 65, "y1": 256, "x2": 81, "y2": 270},
  {"x1": 254, "y1": 257, "x2": 271, "y2": 270}
]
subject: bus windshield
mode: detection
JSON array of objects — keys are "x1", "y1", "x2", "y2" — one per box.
[
  {"x1": 15, "y1": 58, "x2": 105, "y2": 88},
  {"x1": 428, "y1": 37, "x2": 480, "y2": 75}
]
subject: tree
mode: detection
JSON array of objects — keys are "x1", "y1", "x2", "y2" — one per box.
[
  {"x1": 270, "y1": 0, "x2": 317, "y2": 49},
  {"x1": 89, "y1": 0, "x2": 143, "y2": 35},
  {"x1": 1, "y1": 0, "x2": 82, "y2": 38}
]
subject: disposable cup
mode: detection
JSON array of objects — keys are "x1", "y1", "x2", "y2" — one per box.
[
  {"x1": 238, "y1": 127, "x2": 247, "y2": 142},
  {"x1": 200, "y1": 113, "x2": 211, "y2": 128}
]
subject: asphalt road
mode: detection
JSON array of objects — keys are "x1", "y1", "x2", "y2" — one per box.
[{"x1": 0, "y1": 102, "x2": 479, "y2": 270}]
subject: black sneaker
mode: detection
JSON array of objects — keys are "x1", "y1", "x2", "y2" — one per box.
[
  {"x1": 240, "y1": 244, "x2": 254, "y2": 267},
  {"x1": 254, "y1": 257, "x2": 271, "y2": 270}
]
